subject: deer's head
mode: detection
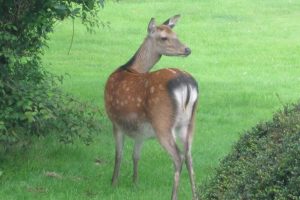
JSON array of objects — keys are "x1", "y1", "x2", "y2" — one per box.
[{"x1": 147, "y1": 15, "x2": 191, "y2": 57}]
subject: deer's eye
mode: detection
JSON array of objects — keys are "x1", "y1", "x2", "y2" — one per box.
[{"x1": 161, "y1": 37, "x2": 168, "y2": 41}]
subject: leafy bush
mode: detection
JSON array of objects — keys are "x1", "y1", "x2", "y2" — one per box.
[
  {"x1": 0, "y1": 0, "x2": 104, "y2": 148},
  {"x1": 199, "y1": 101, "x2": 300, "y2": 200},
  {"x1": 0, "y1": 74, "x2": 101, "y2": 146}
]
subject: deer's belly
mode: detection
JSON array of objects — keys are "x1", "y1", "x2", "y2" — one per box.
[
  {"x1": 114, "y1": 113, "x2": 156, "y2": 139},
  {"x1": 135, "y1": 122, "x2": 156, "y2": 139}
]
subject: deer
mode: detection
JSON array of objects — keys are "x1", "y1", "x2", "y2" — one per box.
[{"x1": 104, "y1": 15, "x2": 199, "y2": 200}]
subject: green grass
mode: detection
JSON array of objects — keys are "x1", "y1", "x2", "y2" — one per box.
[{"x1": 1, "y1": 0, "x2": 300, "y2": 199}]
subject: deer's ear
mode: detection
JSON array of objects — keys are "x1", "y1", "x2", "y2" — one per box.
[
  {"x1": 163, "y1": 14, "x2": 181, "y2": 29},
  {"x1": 148, "y1": 18, "x2": 156, "y2": 34}
]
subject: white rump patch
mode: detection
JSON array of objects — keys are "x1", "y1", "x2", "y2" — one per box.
[{"x1": 172, "y1": 85, "x2": 198, "y2": 139}]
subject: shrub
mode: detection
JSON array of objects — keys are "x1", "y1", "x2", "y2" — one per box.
[
  {"x1": 0, "y1": 74, "x2": 101, "y2": 146},
  {"x1": 0, "y1": 0, "x2": 104, "y2": 149},
  {"x1": 199, "y1": 101, "x2": 300, "y2": 200}
]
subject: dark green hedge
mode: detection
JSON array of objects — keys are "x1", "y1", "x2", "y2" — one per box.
[{"x1": 199, "y1": 101, "x2": 300, "y2": 200}]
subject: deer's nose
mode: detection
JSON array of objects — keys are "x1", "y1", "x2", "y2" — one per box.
[{"x1": 184, "y1": 47, "x2": 191, "y2": 55}]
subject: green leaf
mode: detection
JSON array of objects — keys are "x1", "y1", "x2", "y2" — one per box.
[
  {"x1": 71, "y1": 8, "x2": 81, "y2": 15},
  {"x1": 0, "y1": 121, "x2": 5, "y2": 130},
  {"x1": 25, "y1": 111, "x2": 37, "y2": 123},
  {"x1": 53, "y1": 4, "x2": 67, "y2": 10}
]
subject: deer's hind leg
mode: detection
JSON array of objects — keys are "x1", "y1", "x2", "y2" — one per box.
[
  {"x1": 154, "y1": 124, "x2": 184, "y2": 200},
  {"x1": 178, "y1": 117, "x2": 198, "y2": 199}
]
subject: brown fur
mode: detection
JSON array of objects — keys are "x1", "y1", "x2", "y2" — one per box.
[{"x1": 105, "y1": 68, "x2": 189, "y2": 137}]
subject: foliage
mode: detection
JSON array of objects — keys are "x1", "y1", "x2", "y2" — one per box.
[
  {"x1": 199, "y1": 101, "x2": 300, "y2": 200},
  {"x1": 0, "y1": 73, "x2": 101, "y2": 145},
  {"x1": 0, "y1": 0, "x2": 104, "y2": 147}
]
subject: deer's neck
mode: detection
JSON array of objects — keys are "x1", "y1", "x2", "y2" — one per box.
[{"x1": 125, "y1": 37, "x2": 161, "y2": 73}]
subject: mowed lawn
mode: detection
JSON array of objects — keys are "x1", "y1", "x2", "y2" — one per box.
[{"x1": 1, "y1": 0, "x2": 300, "y2": 199}]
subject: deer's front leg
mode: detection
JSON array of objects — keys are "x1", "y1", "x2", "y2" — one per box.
[
  {"x1": 132, "y1": 139, "x2": 144, "y2": 183},
  {"x1": 112, "y1": 125, "x2": 124, "y2": 186}
]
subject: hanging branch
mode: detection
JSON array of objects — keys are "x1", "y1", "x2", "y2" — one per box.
[{"x1": 68, "y1": 18, "x2": 75, "y2": 55}]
